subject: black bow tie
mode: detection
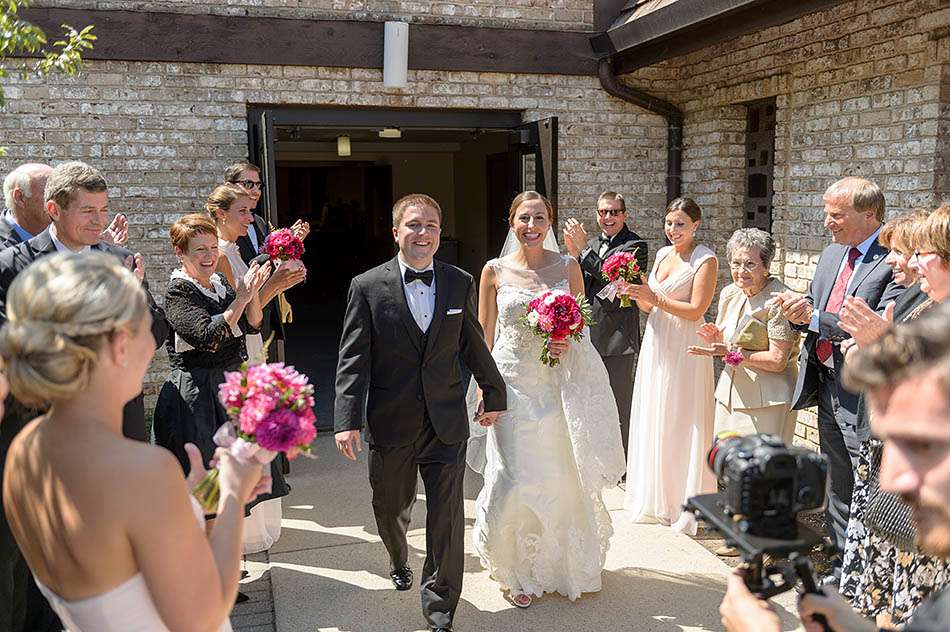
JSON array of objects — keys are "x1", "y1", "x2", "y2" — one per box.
[
  {"x1": 404, "y1": 269, "x2": 434, "y2": 286},
  {"x1": 598, "y1": 235, "x2": 611, "y2": 246}
]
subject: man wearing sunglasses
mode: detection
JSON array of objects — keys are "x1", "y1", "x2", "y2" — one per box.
[{"x1": 563, "y1": 191, "x2": 648, "y2": 476}]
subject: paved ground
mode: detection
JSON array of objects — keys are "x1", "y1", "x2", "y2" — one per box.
[{"x1": 233, "y1": 434, "x2": 804, "y2": 631}]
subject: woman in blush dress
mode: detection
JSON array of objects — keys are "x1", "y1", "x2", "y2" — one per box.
[
  {"x1": 470, "y1": 191, "x2": 625, "y2": 608},
  {"x1": 1, "y1": 252, "x2": 265, "y2": 632},
  {"x1": 622, "y1": 197, "x2": 719, "y2": 535}
]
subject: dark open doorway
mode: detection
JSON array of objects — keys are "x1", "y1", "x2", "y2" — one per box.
[{"x1": 247, "y1": 108, "x2": 557, "y2": 427}]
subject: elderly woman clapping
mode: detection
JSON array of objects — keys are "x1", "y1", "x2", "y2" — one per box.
[{"x1": 688, "y1": 228, "x2": 799, "y2": 443}]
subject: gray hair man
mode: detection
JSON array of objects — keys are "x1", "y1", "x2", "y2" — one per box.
[
  {"x1": 773, "y1": 176, "x2": 903, "y2": 583},
  {"x1": 1, "y1": 163, "x2": 53, "y2": 249}
]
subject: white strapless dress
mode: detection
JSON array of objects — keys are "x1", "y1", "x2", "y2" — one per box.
[
  {"x1": 34, "y1": 498, "x2": 233, "y2": 632},
  {"x1": 468, "y1": 256, "x2": 626, "y2": 600}
]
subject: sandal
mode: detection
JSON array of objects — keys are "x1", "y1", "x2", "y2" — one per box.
[{"x1": 510, "y1": 592, "x2": 533, "y2": 608}]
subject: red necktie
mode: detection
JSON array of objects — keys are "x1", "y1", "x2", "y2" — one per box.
[{"x1": 816, "y1": 247, "x2": 861, "y2": 363}]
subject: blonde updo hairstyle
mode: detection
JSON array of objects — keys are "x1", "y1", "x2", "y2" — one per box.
[
  {"x1": 0, "y1": 252, "x2": 148, "y2": 407},
  {"x1": 205, "y1": 183, "x2": 250, "y2": 224}
]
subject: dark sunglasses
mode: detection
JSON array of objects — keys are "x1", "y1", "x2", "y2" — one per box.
[
  {"x1": 597, "y1": 208, "x2": 625, "y2": 218},
  {"x1": 231, "y1": 179, "x2": 264, "y2": 191}
]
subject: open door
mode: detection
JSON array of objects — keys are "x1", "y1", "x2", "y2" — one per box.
[
  {"x1": 510, "y1": 116, "x2": 558, "y2": 222},
  {"x1": 247, "y1": 109, "x2": 278, "y2": 226}
]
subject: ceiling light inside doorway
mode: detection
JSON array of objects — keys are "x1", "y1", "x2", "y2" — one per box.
[
  {"x1": 379, "y1": 128, "x2": 402, "y2": 139},
  {"x1": 337, "y1": 135, "x2": 351, "y2": 157}
]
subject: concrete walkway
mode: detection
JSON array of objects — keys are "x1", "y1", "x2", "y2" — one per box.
[{"x1": 234, "y1": 434, "x2": 803, "y2": 631}]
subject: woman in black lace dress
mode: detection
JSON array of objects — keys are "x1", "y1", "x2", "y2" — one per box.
[{"x1": 153, "y1": 214, "x2": 271, "y2": 476}]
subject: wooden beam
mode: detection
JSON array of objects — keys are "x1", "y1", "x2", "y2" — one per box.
[{"x1": 21, "y1": 8, "x2": 597, "y2": 76}]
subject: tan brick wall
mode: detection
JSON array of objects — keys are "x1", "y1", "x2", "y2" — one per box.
[
  {"x1": 32, "y1": 0, "x2": 595, "y2": 30},
  {"x1": 0, "y1": 61, "x2": 667, "y2": 404}
]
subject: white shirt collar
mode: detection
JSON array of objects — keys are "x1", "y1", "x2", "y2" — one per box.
[
  {"x1": 397, "y1": 254, "x2": 434, "y2": 277},
  {"x1": 48, "y1": 224, "x2": 92, "y2": 253},
  {"x1": 854, "y1": 227, "x2": 881, "y2": 257},
  {"x1": 170, "y1": 268, "x2": 228, "y2": 300}
]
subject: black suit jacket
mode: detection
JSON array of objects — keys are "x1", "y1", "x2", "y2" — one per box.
[
  {"x1": 334, "y1": 256, "x2": 506, "y2": 447},
  {"x1": 0, "y1": 213, "x2": 28, "y2": 252},
  {"x1": 0, "y1": 229, "x2": 170, "y2": 441},
  {"x1": 236, "y1": 214, "x2": 285, "y2": 346},
  {"x1": 792, "y1": 239, "x2": 903, "y2": 415},
  {"x1": 579, "y1": 224, "x2": 648, "y2": 357}
]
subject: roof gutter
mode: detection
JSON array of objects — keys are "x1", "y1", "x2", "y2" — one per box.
[{"x1": 597, "y1": 56, "x2": 683, "y2": 202}]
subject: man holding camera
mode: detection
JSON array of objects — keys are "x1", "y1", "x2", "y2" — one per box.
[{"x1": 719, "y1": 306, "x2": 950, "y2": 632}]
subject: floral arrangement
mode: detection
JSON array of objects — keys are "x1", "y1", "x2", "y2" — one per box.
[
  {"x1": 520, "y1": 290, "x2": 593, "y2": 367},
  {"x1": 600, "y1": 250, "x2": 643, "y2": 308},
  {"x1": 724, "y1": 350, "x2": 745, "y2": 367},
  {"x1": 192, "y1": 362, "x2": 317, "y2": 512},
  {"x1": 262, "y1": 228, "x2": 305, "y2": 262}
]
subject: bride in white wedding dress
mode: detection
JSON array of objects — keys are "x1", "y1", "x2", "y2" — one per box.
[{"x1": 469, "y1": 191, "x2": 626, "y2": 608}]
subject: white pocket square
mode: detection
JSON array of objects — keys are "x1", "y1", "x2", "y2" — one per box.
[{"x1": 446, "y1": 308, "x2": 463, "y2": 315}]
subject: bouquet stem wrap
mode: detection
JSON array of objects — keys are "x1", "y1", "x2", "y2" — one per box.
[{"x1": 192, "y1": 424, "x2": 279, "y2": 513}]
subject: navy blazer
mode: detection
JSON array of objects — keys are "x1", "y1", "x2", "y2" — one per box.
[{"x1": 791, "y1": 239, "x2": 903, "y2": 414}]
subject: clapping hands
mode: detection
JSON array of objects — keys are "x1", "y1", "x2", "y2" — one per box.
[
  {"x1": 838, "y1": 297, "x2": 894, "y2": 348},
  {"x1": 688, "y1": 323, "x2": 729, "y2": 356},
  {"x1": 562, "y1": 218, "x2": 588, "y2": 258},
  {"x1": 771, "y1": 291, "x2": 812, "y2": 325},
  {"x1": 290, "y1": 219, "x2": 311, "y2": 241},
  {"x1": 236, "y1": 260, "x2": 271, "y2": 304},
  {"x1": 123, "y1": 253, "x2": 146, "y2": 282},
  {"x1": 102, "y1": 214, "x2": 129, "y2": 246}
]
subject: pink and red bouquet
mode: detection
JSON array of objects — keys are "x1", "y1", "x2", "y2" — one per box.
[
  {"x1": 262, "y1": 228, "x2": 305, "y2": 262},
  {"x1": 192, "y1": 362, "x2": 317, "y2": 512},
  {"x1": 599, "y1": 250, "x2": 643, "y2": 308},
  {"x1": 520, "y1": 289, "x2": 593, "y2": 367}
]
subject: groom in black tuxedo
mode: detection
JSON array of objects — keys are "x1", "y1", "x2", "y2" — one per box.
[
  {"x1": 334, "y1": 194, "x2": 506, "y2": 632},
  {"x1": 563, "y1": 191, "x2": 648, "y2": 463}
]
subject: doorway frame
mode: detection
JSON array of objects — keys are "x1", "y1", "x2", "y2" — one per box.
[{"x1": 246, "y1": 106, "x2": 557, "y2": 225}]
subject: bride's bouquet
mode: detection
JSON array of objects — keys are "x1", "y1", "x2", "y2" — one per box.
[
  {"x1": 192, "y1": 362, "x2": 317, "y2": 512},
  {"x1": 598, "y1": 250, "x2": 643, "y2": 308},
  {"x1": 520, "y1": 289, "x2": 593, "y2": 367},
  {"x1": 262, "y1": 228, "x2": 306, "y2": 273}
]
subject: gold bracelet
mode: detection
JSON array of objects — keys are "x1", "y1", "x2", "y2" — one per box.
[{"x1": 655, "y1": 293, "x2": 664, "y2": 311}]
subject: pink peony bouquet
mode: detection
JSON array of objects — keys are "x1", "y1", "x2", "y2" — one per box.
[
  {"x1": 262, "y1": 228, "x2": 305, "y2": 261},
  {"x1": 192, "y1": 362, "x2": 317, "y2": 512},
  {"x1": 262, "y1": 228, "x2": 306, "y2": 276},
  {"x1": 599, "y1": 250, "x2": 643, "y2": 308},
  {"x1": 520, "y1": 289, "x2": 593, "y2": 367}
]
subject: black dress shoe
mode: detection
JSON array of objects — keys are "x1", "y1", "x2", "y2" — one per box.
[{"x1": 390, "y1": 566, "x2": 413, "y2": 591}]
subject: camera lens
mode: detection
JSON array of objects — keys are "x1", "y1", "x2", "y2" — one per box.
[{"x1": 707, "y1": 431, "x2": 743, "y2": 478}]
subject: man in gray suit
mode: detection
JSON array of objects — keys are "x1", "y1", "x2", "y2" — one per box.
[
  {"x1": 564, "y1": 191, "x2": 648, "y2": 467},
  {"x1": 774, "y1": 177, "x2": 903, "y2": 582}
]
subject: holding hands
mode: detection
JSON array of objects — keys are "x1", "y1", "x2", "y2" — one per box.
[
  {"x1": 562, "y1": 218, "x2": 588, "y2": 258},
  {"x1": 837, "y1": 297, "x2": 894, "y2": 348},
  {"x1": 771, "y1": 290, "x2": 813, "y2": 326},
  {"x1": 688, "y1": 323, "x2": 729, "y2": 357}
]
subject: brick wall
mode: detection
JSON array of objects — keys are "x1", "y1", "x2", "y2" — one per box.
[
  {"x1": 0, "y1": 61, "x2": 667, "y2": 404},
  {"x1": 32, "y1": 0, "x2": 594, "y2": 30}
]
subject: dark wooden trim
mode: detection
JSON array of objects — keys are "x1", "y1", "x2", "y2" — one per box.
[
  {"x1": 591, "y1": 0, "x2": 850, "y2": 72},
  {"x1": 21, "y1": 7, "x2": 597, "y2": 75},
  {"x1": 248, "y1": 106, "x2": 524, "y2": 130}
]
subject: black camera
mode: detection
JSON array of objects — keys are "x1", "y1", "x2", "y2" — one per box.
[
  {"x1": 686, "y1": 433, "x2": 832, "y2": 614},
  {"x1": 708, "y1": 432, "x2": 828, "y2": 540}
]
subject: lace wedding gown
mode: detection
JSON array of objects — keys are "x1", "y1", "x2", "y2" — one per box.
[
  {"x1": 469, "y1": 255, "x2": 626, "y2": 600},
  {"x1": 623, "y1": 245, "x2": 717, "y2": 535}
]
